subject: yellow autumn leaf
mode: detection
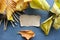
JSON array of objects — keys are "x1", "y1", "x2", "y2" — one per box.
[
  {"x1": 30, "y1": 0, "x2": 50, "y2": 10},
  {"x1": 16, "y1": 0, "x2": 32, "y2": 11},
  {"x1": 55, "y1": 0, "x2": 60, "y2": 8},
  {"x1": 50, "y1": 0, "x2": 60, "y2": 15},
  {"x1": 41, "y1": 16, "x2": 53, "y2": 35},
  {"x1": 6, "y1": 0, "x2": 16, "y2": 21},
  {"x1": 16, "y1": 0, "x2": 28, "y2": 11},
  {"x1": 0, "y1": 0, "x2": 7, "y2": 13},
  {"x1": 0, "y1": 0, "x2": 31, "y2": 21},
  {"x1": 6, "y1": 7, "x2": 14, "y2": 21},
  {"x1": 53, "y1": 15, "x2": 60, "y2": 29},
  {"x1": 50, "y1": 3, "x2": 60, "y2": 15}
]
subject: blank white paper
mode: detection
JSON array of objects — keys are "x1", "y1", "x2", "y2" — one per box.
[{"x1": 20, "y1": 15, "x2": 41, "y2": 27}]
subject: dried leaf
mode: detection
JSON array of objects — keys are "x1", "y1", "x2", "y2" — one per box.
[
  {"x1": 18, "y1": 30, "x2": 35, "y2": 40},
  {"x1": 0, "y1": 0, "x2": 31, "y2": 21},
  {"x1": 16, "y1": 0, "x2": 32, "y2": 11},
  {"x1": 0, "y1": 0, "x2": 7, "y2": 13},
  {"x1": 16, "y1": 0, "x2": 28, "y2": 11},
  {"x1": 41, "y1": 16, "x2": 53, "y2": 35},
  {"x1": 0, "y1": 0, "x2": 16, "y2": 21},
  {"x1": 30, "y1": 0, "x2": 50, "y2": 10}
]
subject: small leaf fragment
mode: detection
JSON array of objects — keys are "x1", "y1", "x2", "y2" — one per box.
[
  {"x1": 53, "y1": 15, "x2": 60, "y2": 29},
  {"x1": 18, "y1": 30, "x2": 35, "y2": 40},
  {"x1": 41, "y1": 16, "x2": 53, "y2": 35},
  {"x1": 50, "y1": 0, "x2": 60, "y2": 15},
  {"x1": 55, "y1": 0, "x2": 60, "y2": 8}
]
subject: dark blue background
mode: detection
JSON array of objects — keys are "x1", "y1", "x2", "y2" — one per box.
[{"x1": 0, "y1": 0, "x2": 60, "y2": 40}]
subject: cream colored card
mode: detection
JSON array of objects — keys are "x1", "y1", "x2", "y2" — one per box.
[{"x1": 20, "y1": 15, "x2": 40, "y2": 27}]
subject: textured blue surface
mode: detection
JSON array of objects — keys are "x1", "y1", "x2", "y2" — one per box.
[{"x1": 0, "y1": 0, "x2": 60, "y2": 40}]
